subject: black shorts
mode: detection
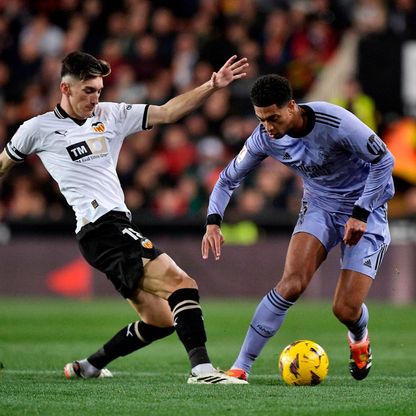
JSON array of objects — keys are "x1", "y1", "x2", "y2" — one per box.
[{"x1": 76, "y1": 211, "x2": 163, "y2": 298}]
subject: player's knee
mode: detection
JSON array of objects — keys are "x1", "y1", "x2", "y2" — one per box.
[
  {"x1": 180, "y1": 273, "x2": 198, "y2": 290},
  {"x1": 276, "y1": 280, "x2": 303, "y2": 302},
  {"x1": 332, "y1": 301, "x2": 360, "y2": 325},
  {"x1": 169, "y1": 267, "x2": 198, "y2": 290},
  {"x1": 276, "y1": 276, "x2": 306, "y2": 302}
]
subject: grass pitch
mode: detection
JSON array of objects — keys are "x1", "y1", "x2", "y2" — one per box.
[{"x1": 0, "y1": 298, "x2": 415, "y2": 416}]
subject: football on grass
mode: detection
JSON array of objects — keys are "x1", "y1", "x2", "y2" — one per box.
[{"x1": 278, "y1": 339, "x2": 329, "y2": 386}]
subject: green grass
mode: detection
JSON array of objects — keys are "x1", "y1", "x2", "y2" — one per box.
[{"x1": 0, "y1": 298, "x2": 415, "y2": 416}]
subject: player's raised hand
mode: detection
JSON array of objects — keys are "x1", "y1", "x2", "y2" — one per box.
[
  {"x1": 202, "y1": 224, "x2": 224, "y2": 261},
  {"x1": 210, "y1": 55, "x2": 249, "y2": 89}
]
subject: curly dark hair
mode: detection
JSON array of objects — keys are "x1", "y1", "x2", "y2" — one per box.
[
  {"x1": 250, "y1": 74, "x2": 293, "y2": 107},
  {"x1": 61, "y1": 51, "x2": 111, "y2": 81}
]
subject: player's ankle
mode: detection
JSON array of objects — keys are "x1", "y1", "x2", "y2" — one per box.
[{"x1": 78, "y1": 359, "x2": 101, "y2": 377}]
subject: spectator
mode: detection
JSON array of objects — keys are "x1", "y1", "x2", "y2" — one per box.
[
  {"x1": 383, "y1": 116, "x2": 416, "y2": 217},
  {"x1": 0, "y1": 0, "x2": 411, "y2": 228},
  {"x1": 330, "y1": 77, "x2": 378, "y2": 131}
]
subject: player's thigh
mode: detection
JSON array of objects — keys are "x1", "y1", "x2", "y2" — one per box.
[
  {"x1": 127, "y1": 289, "x2": 173, "y2": 327},
  {"x1": 139, "y1": 253, "x2": 197, "y2": 299},
  {"x1": 332, "y1": 269, "x2": 373, "y2": 323},
  {"x1": 276, "y1": 232, "x2": 327, "y2": 301}
]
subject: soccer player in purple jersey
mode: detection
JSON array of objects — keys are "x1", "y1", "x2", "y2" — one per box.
[{"x1": 201, "y1": 74, "x2": 395, "y2": 382}]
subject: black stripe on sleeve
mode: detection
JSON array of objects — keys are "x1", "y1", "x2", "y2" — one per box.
[
  {"x1": 315, "y1": 111, "x2": 341, "y2": 128},
  {"x1": 315, "y1": 119, "x2": 340, "y2": 128},
  {"x1": 6, "y1": 142, "x2": 26, "y2": 162},
  {"x1": 315, "y1": 111, "x2": 341, "y2": 121},
  {"x1": 142, "y1": 104, "x2": 151, "y2": 130}
]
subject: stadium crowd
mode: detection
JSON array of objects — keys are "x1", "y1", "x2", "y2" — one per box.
[{"x1": 0, "y1": 0, "x2": 415, "y2": 230}]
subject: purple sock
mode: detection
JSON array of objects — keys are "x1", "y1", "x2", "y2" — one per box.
[
  {"x1": 232, "y1": 289, "x2": 294, "y2": 373},
  {"x1": 348, "y1": 303, "x2": 369, "y2": 342}
]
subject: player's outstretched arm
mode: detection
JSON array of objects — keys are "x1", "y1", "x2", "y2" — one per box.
[
  {"x1": 147, "y1": 55, "x2": 248, "y2": 126},
  {"x1": 202, "y1": 224, "x2": 224, "y2": 261},
  {"x1": 0, "y1": 151, "x2": 16, "y2": 179}
]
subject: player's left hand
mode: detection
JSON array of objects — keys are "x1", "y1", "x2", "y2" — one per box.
[
  {"x1": 343, "y1": 218, "x2": 366, "y2": 246},
  {"x1": 210, "y1": 55, "x2": 249, "y2": 89},
  {"x1": 201, "y1": 224, "x2": 224, "y2": 261}
]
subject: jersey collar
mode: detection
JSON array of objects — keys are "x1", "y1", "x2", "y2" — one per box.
[
  {"x1": 298, "y1": 104, "x2": 315, "y2": 136},
  {"x1": 54, "y1": 104, "x2": 88, "y2": 126}
]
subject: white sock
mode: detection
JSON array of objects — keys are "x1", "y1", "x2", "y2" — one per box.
[{"x1": 191, "y1": 363, "x2": 215, "y2": 376}]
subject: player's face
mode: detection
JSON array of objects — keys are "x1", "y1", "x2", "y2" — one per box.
[
  {"x1": 66, "y1": 77, "x2": 104, "y2": 119},
  {"x1": 254, "y1": 102, "x2": 295, "y2": 139}
]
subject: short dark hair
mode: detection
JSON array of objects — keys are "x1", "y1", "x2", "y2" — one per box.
[
  {"x1": 250, "y1": 74, "x2": 293, "y2": 107},
  {"x1": 61, "y1": 51, "x2": 111, "y2": 81}
]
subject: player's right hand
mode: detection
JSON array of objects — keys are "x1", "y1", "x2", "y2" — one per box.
[
  {"x1": 201, "y1": 224, "x2": 224, "y2": 261},
  {"x1": 343, "y1": 217, "x2": 366, "y2": 246}
]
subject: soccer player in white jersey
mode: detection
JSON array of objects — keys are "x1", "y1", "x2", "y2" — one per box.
[
  {"x1": 0, "y1": 51, "x2": 250, "y2": 384},
  {"x1": 201, "y1": 74, "x2": 395, "y2": 382}
]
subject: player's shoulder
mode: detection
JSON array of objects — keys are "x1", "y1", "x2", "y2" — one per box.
[
  {"x1": 94, "y1": 102, "x2": 120, "y2": 117},
  {"x1": 248, "y1": 123, "x2": 269, "y2": 144},
  {"x1": 250, "y1": 123, "x2": 269, "y2": 141},
  {"x1": 19, "y1": 109, "x2": 56, "y2": 131},
  {"x1": 303, "y1": 101, "x2": 357, "y2": 129},
  {"x1": 303, "y1": 101, "x2": 348, "y2": 117},
  {"x1": 242, "y1": 123, "x2": 270, "y2": 154},
  {"x1": 94, "y1": 102, "x2": 143, "y2": 119}
]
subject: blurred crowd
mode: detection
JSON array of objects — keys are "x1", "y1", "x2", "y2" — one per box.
[{"x1": 0, "y1": 0, "x2": 416, "y2": 231}]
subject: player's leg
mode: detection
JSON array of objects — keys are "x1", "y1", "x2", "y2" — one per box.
[
  {"x1": 332, "y1": 270, "x2": 373, "y2": 380},
  {"x1": 334, "y1": 204, "x2": 390, "y2": 380},
  {"x1": 88, "y1": 290, "x2": 175, "y2": 371},
  {"x1": 66, "y1": 248, "x2": 209, "y2": 380},
  {"x1": 227, "y1": 232, "x2": 327, "y2": 380},
  {"x1": 140, "y1": 253, "x2": 247, "y2": 384},
  {"x1": 333, "y1": 269, "x2": 372, "y2": 339},
  {"x1": 65, "y1": 215, "x2": 176, "y2": 379},
  {"x1": 64, "y1": 289, "x2": 175, "y2": 379},
  {"x1": 69, "y1": 214, "x2": 245, "y2": 383}
]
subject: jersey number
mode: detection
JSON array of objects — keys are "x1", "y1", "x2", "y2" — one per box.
[{"x1": 122, "y1": 227, "x2": 143, "y2": 240}]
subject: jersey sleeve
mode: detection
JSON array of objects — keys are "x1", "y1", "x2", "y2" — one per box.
[
  {"x1": 339, "y1": 110, "x2": 387, "y2": 163},
  {"x1": 113, "y1": 103, "x2": 150, "y2": 138},
  {"x1": 339, "y1": 110, "x2": 395, "y2": 217},
  {"x1": 5, "y1": 118, "x2": 40, "y2": 162},
  {"x1": 353, "y1": 150, "x2": 395, "y2": 217},
  {"x1": 207, "y1": 129, "x2": 267, "y2": 221}
]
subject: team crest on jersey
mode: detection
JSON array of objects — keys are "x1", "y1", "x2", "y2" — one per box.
[
  {"x1": 141, "y1": 238, "x2": 153, "y2": 249},
  {"x1": 92, "y1": 121, "x2": 106, "y2": 133},
  {"x1": 66, "y1": 136, "x2": 109, "y2": 161}
]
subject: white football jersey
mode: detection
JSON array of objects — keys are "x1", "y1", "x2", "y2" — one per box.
[{"x1": 6, "y1": 102, "x2": 149, "y2": 232}]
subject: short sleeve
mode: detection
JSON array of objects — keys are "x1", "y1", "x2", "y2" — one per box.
[
  {"x1": 114, "y1": 103, "x2": 150, "y2": 138},
  {"x1": 6, "y1": 118, "x2": 40, "y2": 162}
]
